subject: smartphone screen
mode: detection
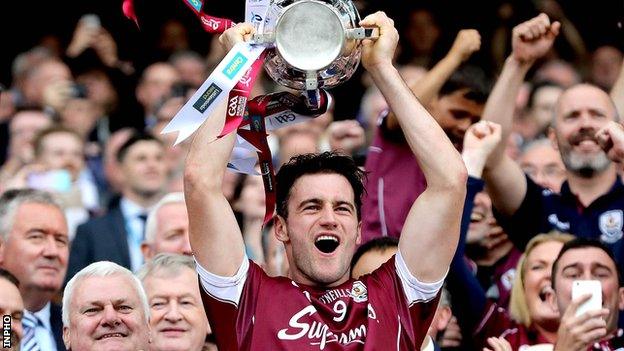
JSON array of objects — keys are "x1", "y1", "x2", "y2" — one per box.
[
  {"x1": 27, "y1": 169, "x2": 73, "y2": 193},
  {"x1": 572, "y1": 280, "x2": 602, "y2": 317}
]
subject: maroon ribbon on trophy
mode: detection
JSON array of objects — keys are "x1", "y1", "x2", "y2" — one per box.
[
  {"x1": 122, "y1": 0, "x2": 234, "y2": 32},
  {"x1": 180, "y1": 0, "x2": 235, "y2": 33},
  {"x1": 235, "y1": 90, "x2": 331, "y2": 224}
]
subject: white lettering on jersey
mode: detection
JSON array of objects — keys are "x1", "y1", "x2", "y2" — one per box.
[{"x1": 277, "y1": 304, "x2": 368, "y2": 350}]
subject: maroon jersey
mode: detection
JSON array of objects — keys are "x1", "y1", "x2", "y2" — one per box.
[
  {"x1": 361, "y1": 113, "x2": 427, "y2": 241},
  {"x1": 197, "y1": 252, "x2": 441, "y2": 350},
  {"x1": 474, "y1": 301, "x2": 551, "y2": 350}
]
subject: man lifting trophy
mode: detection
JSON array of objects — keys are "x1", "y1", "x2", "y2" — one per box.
[
  {"x1": 161, "y1": 0, "x2": 469, "y2": 349},
  {"x1": 163, "y1": 0, "x2": 379, "y2": 223}
]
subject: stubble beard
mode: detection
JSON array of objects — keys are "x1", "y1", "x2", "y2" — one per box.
[{"x1": 561, "y1": 148, "x2": 610, "y2": 178}]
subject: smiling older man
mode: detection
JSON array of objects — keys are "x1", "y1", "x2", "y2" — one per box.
[
  {"x1": 138, "y1": 253, "x2": 209, "y2": 351},
  {"x1": 62, "y1": 261, "x2": 151, "y2": 351}
]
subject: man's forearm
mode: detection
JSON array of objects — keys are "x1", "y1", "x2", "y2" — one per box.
[
  {"x1": 413, "y1": 55, "x2": 463, "y2": 105},
  {"x1": 185, "y1": 101, "x2": 234, "y2": 188},
  {"x1": 184, "y1": 100, "x2": 246, "y2": 276},
  {"x1": 387, "y1": 52, "x2": 464, "y2": 130},
  {"x1": 482, "y1": 56, "x2": 531, "y2": 161}
]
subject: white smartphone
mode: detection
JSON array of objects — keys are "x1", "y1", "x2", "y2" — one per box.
[
  {"x1": 80, "y1": 14, "x2": 101, "y2": 29},
  {"x1": 572, "y1": 280, "x2": 602, "y2": 317}
]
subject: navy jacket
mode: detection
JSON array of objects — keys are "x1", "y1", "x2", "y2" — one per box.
[{"x1": 66, "y1": 206, "x2": 131, "y2": 283}]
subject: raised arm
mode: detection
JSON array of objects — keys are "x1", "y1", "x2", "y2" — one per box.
[
  {"x1": 448, "y1": 121, "x2": 502, "y2": 337},
  {"x1": 482, "y1": 14, "x2": 560, "y2": 216},
  {"x1": 610, "y1": 59, "x2": 624, "y2": 118},
  {"x1": 386, "y1": 29, "x2": 481, "y2": 130},
  {"x1": 184, "y1": 24, "x2": 254, "y2": 276},
  {"x1": 360, "y1": 12, "x2": 467, "y2": 282}
]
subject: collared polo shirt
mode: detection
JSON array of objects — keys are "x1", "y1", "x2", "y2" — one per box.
[{"x1": 495, "y1": 174, "x2": 624, "y2": 263}]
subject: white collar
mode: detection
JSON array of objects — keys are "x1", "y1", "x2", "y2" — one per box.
[
  {"x1": 29, "y1": 302, "x2": 52, "y2": 331},
  {"x1": 120, "y1": 197, "x2": 149, "y2": 219}
]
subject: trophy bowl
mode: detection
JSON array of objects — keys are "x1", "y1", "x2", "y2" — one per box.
[{"x1": 256, "y1": 0, "x2": 374, "y2": 91}]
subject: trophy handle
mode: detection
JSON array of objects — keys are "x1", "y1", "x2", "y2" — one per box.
[{"x1": 345, "y1": 27, "x2": 380, "y2": 40}]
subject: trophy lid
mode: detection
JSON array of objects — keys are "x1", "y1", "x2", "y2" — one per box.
[
  {"x1": 259, "y1": 0, "x2": 365, "y2": 90},
  {"x1": 275, "y1": 1, "x2": 345, "y2": 71}
]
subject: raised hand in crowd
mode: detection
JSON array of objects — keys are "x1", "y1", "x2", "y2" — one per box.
[
  {"x1": 91, "y1": 29, "x2": 119, "y2": 68},
  {"x1": 66, "y1": 16, "x2": 101, "y2": 58},
  {"x1": 553, "y1": 293, "x2": 609, "y2": 351},
  {"x1": 481, "y1": 13, "x2": 560, "y2": 215},
  {"x1": 66, "y1": 15, "x2": 124, "y2": 71},
  {"x1": 448, "y1": 29, "x2": 482, "y2": 64},
  {"x1": 483, "y1": 336, "x2": 513, "y2": 351},
  {"x1": 512, "y1": 13, "x2": 561, "y2": 64},
  {"x1": 535, "y1": 0, "x2": 588, "y2": 61},
  {"x1": 327, "y1": 119, "x2": 365, "y2": 155},
  {"x1": 462, "y1": 120, "x2": 502, "y2": 178},
  {"x1": 596, "y1": 121, "x2": 624, "y2": 163},
  {"x1": 461, "y1": 121, "x2": 507, "y2": 248}
]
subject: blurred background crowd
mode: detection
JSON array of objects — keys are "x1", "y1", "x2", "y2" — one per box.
[{"x1": 0, "y1": 0, "x2": 623, "y2": 350}]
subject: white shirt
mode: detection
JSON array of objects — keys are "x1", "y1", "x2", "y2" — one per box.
[{"x1": 24, "y1": 302, "x2": 57, "y2": 351}]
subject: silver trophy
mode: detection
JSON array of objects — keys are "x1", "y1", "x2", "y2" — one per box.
[{"x1": 253, "y1": 0, "x2": 378, "y2": 92}]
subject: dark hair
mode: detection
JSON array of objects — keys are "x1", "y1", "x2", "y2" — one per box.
[
  {"x1": 0, "y1": 268, "x2": 20, "y2": 288},
  {"x1": 275, "y1": 151, "x2": 366, "y2": 220},
  {"x1": 116, "y1": 131, "x2": 163, "y2": 163},
  {"x1": 551, "y1": 238, "x2": 622, "y2": 288},
  {"x1": 350, "y1": 237, "x2": 399, "y2": 270},
  {"x1": 526, "y1": 80, "x2": 563, "y2": 109},
  {"x1": 439, "y1": 65, "x2": 491, "y2": 104}
]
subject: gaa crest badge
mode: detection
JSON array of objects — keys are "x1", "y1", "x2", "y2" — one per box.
[
  {"x1": 350, "y1": 281, "x2": 368, "y2": 303},
  {"x1": 599, "y1": 210, "x2": 623, "y2": 244}
]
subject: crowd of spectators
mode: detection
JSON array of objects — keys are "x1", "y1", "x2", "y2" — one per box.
[{"x1": 0, "y1": 1, "x2": 623, "y2": 350}]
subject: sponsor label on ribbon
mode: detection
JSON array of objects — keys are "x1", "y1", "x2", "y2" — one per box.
[
  {"x1": 220, "y1": 51, "x2": 267, "y2": 138},
  {"x1": 161, "y1": 42, "x2": 265, "y2": 145}
]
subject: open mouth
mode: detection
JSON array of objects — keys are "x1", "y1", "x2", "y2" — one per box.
[
  {"x1": 575, "y1": 139, "x2": 598, "y2": 148},
  {"x1": 315, "y1": 235, "x2": 339, "y2": 254},
  {"x1": 570, "y1": 131, "x2": 598, "y2": 147},
  {"x1": 538, "y1": 285, "x2": 553, "y2": 302},
  {"x1": 97, "y1": 333, "x2": 126, "y2": 340}
]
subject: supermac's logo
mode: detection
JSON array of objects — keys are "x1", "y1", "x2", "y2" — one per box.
[
  {"x1": 222, "y1": 53, "x2": 248, "y2": 79},
  {"x1": 193, "y1": 83, "x2": 223, "y2": 113},
  {"x1": 186, "y1": 0, "x2": 202, "y2": 11}
]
